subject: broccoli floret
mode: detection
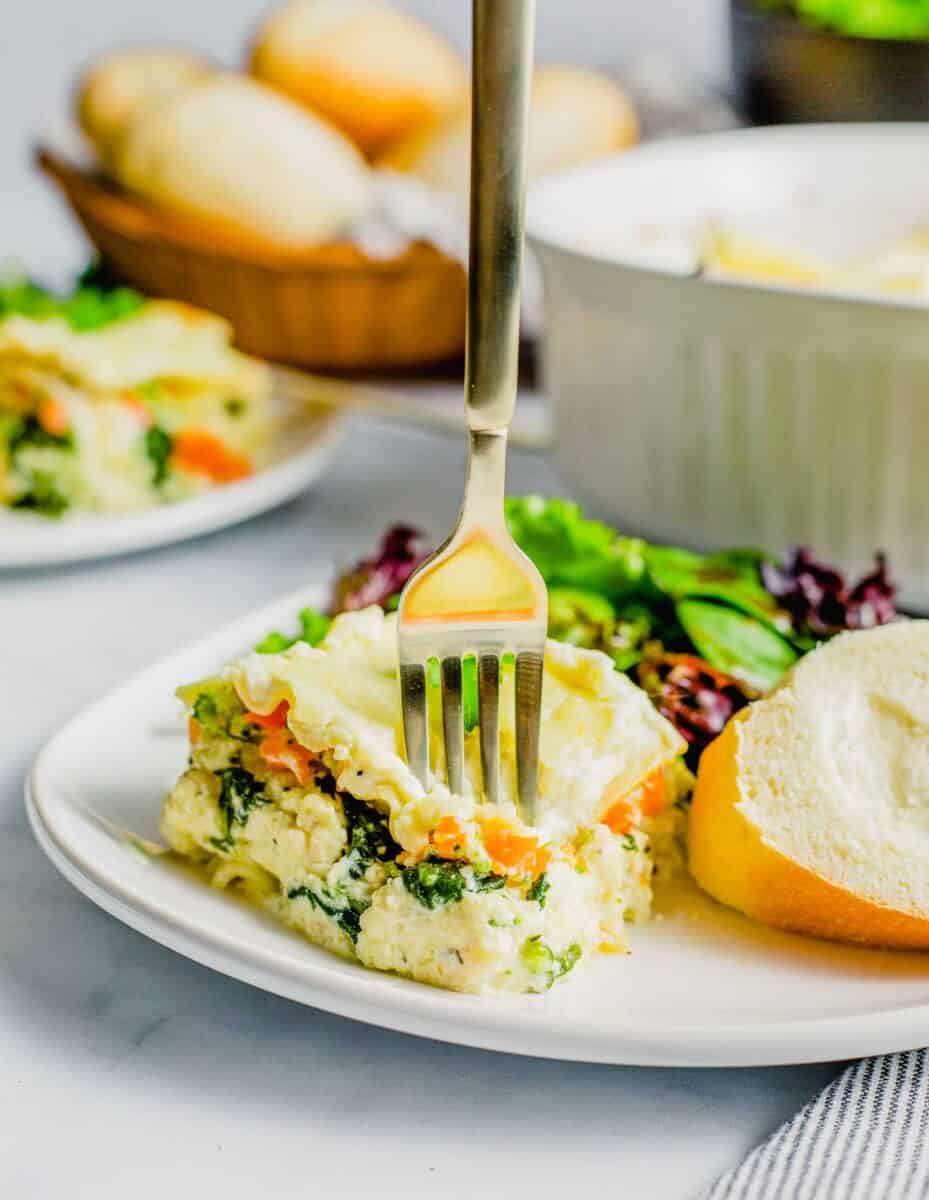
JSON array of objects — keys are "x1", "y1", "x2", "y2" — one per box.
[
  {"x1": 10, "y1": 470, "x2": 70, "y2": 517},
  {"x1": 177, "y1": 677, "x2": 248, "y2": 739},
  {"x1": 255, "y1": 607, "x2": 331, "y2": 654},
  {"x1": 402, "y1": 861, "x2": 466, "y2": 909},
  {"x1": 520, "y1": 936, "x2": 582, "y2": 988},
  {"x1": 144, "y1": 426, "x2": 172, "y2": 486},
  {"x1": 402, "y1": 860, "x2": 504, "y2": 910}
]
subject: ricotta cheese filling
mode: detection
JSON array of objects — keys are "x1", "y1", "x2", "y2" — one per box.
[{"x1": 161, "y1": 607, "x2": 691, "y2": 994}]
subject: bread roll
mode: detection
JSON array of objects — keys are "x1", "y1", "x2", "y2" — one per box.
[
  {"x1": 77, "y1": 47, "x2": 212, "y2": 163},
  {"x1": 114, "y1": 75, "x2": 372, "y2": 249},
  {"x1": 688, "y1": 621, "x2": 929, "y2": 949},
  {"x1": 250, "y1": 0, "x2": 468, "y2": 157},
  {"x1": 380, "y1": 65, "x2": 639, "y2": 196}
]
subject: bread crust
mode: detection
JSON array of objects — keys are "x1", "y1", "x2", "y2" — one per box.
[
  {"x1": 250, "y1": 0, "x2": 468, "y2": 156},
  {"x1": 689, "y1": 718, "x2": 929, "y2": 949}
]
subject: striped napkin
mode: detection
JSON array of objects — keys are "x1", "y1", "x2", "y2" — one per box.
[{"x1": 704, "y1": 1050, "x2": 929, "y2": 1200}]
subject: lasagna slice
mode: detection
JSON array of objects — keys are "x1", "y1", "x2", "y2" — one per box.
[
  {"x1": 0, "y1": 297, "x2": 271, "y2": 516},
  {"x1": 161, "y1": 607, "x2": 690, "y2": 994}
]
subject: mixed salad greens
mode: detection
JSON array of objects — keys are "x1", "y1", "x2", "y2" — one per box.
[
  {"x1": 0, "y1": 269, "x2": 144, "y2": 333},
  {"x1": 754, "y1": 0, "x2": 929, "y2": 40},
  {"x1": 259, "y1": 496, "x2": 897, "y2": 770}
]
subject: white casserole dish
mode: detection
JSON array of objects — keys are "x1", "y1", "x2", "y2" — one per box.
[{"x1": 527, "y1": 125, "x2": 929, "y2": 608}]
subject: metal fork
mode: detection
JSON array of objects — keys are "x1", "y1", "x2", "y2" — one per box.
[{"x1": 397, "y1": 0, "x2": 546, "y2": 822}]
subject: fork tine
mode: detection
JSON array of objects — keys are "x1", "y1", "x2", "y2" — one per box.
[
  {"x1": 441, "y1": 656, "x2": 464, "y2": 796},
  {"x1": 477, "y1": 653, "x2": 500, "y2": 805},
  {"x1": 400, "y1": 661, "x2": 430, "y2": 788},
  {"x1": 515, "y1": 649, "x2": 544, "y2": 823}
]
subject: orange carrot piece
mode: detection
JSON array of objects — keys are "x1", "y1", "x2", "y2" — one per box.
[
  {"x1": 259, "y1": 729, "x2": 313, "y2": 785},
  {"x1": 170, "y1": 430, "x2": 252, "y2": 484},
  {"x1": 431, "y1": 816, "x2": 466, "y2": 860},
  {"x1": 602, "y1": 798, "x2": 636, "y2": 836},
  {"x1": 640, "y1": 767, "x2": 667, "y2": 817},
  {"x1": 120, "y1": 392, "x2": 154, "y2": 427},
  {"x1": 245, "y1": 701, "x2": 290, "y2": 730},
  {"x1": 37, "y1": 397, "x2": 69, "y2": 437},
  {"x1": 524, "y1": 846, "x2": 552, "y2": 879},
  {"x1": 188, "y1": 716, "x2": 202, "y2": 745},
  {"x1": 481, "y1": 815, "x2": 546, "y2": 878}
]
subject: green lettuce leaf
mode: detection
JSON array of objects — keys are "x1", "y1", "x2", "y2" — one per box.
[
  {"x1": 255, "y1": 607, "x2": 331, "y2": 654},
  {"x1": 676, "y1": 599, "x2": 798, "y2": 692},
  {"x1": 505, "y1": 495, "x2": 649, "y2": 600}
]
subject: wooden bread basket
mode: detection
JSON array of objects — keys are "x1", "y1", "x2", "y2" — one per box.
[{"x1": 38, "y1": 148, "x2": 467, "y2": 371}]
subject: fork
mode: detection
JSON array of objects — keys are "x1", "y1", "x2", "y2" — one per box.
[{"x1": 397, "y1": 0, "x2": 547, "y2": 821}]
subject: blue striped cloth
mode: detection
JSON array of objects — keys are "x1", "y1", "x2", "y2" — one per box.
[{"x1": 704, "y1": 1051, "x2": 929, "y2": 1199}]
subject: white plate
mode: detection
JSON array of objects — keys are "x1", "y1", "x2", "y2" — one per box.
[
  {"x1": 0, "y1": 404, "x2": 344, "y2": 568},
  {"x1": 26, "y1": 582, "x2": 929, "y2": 1067}
]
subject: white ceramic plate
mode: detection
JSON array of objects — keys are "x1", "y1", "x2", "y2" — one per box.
[
  {"x1": 0, "y1": 404, "x2": 344, "y2": 568},
  {"x1": 26, "y1": 582, "x2": 929, "y2": 1067}
]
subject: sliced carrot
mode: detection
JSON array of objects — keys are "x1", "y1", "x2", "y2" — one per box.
[
  {"x1": 602, "y1": 798, "x2": 636, "y2": 836},
  {"x1": 481, "y1": 815, "x2": 547, "y2": 878},
  {"x1": 431, "y1": 816, "x2": 466, "y2": 860},
  {"x1": 37, "y1": 397, "x2": 69, "y2": 437},
  {"x1": 523, "y1": 845, "x2": 552, "y2": 879},
  {"x1": 245, "y1": 701, "x2": 290, "y2": 730},
  {"x1": 188, "y1": 716, "x2": 202, "y2": 745},
  {"x1": 259, "y1": 729, "x2": 313, "y2": 785},
  {"x1": 640, "y1": 767, "x2": 667, "y2": 817},
  {"x1": 119, "y1": 392, "x2": 153, "y2": 427},
  {"x1": 170, "y1": 430, "x2": 252, "y2": 484}
]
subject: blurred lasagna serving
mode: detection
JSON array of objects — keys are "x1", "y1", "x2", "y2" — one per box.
[{"x1": 0, "y1": 282, "x2": 272, "y2": 517}]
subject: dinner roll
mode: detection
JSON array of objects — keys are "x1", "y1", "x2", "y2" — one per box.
[
  {"x1": 250, "y1": 0, "x2": 468, "y2": 157},
  {"x1": 77, "y1": 47, "x2": 212, "y2": 163},
  {"x1": 688, "y1": 621, "x2": 929, "y2": 949},
  {"x1": 114, "y1": 75, "x2": 372, "y2": 249},
  {"x1": 380, "y1": 65, "x2": 639, "y2": 196}
]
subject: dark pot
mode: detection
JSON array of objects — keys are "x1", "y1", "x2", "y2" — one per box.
[{"x1": 731, "y1": 0, "x2": 929, "y2": 122}]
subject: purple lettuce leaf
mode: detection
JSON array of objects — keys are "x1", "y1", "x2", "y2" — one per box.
[
  {"x1": 636, "y1": 652, "x2": 756, "y2": 771},
  {"x1": 761, "y1": 547, "x2": 897, "y2": 640},
  {"x1": 332, "y1": 524, "x2": 429, "y2": 614}
]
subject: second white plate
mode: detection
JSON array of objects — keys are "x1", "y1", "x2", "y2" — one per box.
[
  {"x1": 26, "y1": 582, "x2": 929, "y2": 1067},
  {"x1": 0, "y1": 403, "x2": 344, "y2": 568}
]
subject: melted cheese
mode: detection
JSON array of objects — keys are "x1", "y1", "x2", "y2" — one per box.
[{"x1": 231, "y1": 607, "x2": 685, "y2": 847}]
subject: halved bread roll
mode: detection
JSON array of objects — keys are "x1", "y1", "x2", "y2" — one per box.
[
  {"x1": 250, "y1": 0, "x2": 469, "y2": 157},
  {"x1": 688, "y1": 621, "x2": 929, "y2": 948},
  {"x1": 113, "y1": 75, "x2": 372, "y2": 249},
  {"x1": 380, "y1": 65, "x2": 639, "y2": 196},
  {"x1": 77, "y1": 47, "x2": 213, "y2": 164}
]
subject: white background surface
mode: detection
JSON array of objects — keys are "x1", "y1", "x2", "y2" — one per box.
[{"x1": 1, "y1": 3, "x2": 842, "y2": 1198}]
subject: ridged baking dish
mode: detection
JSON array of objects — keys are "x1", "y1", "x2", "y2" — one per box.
[{"x1": 527, "y1": 124, "x2": 929, "y2": 608}]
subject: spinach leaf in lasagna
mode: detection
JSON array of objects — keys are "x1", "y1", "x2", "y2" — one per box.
[
  {"x1": 217, "y1": 767, "x2": 268, "y2": 831},
  {"x1": 287, "y1": 883, "x2": 366, "y2": 943}
]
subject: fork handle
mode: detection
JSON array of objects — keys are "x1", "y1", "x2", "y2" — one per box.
[{"x1": 465, "y1": 0, "x2": 536, "y2": 436}]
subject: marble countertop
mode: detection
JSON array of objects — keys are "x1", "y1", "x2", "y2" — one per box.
[{"x1": 1, "y1": 411, "x2": 840, "y2": 1199}]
